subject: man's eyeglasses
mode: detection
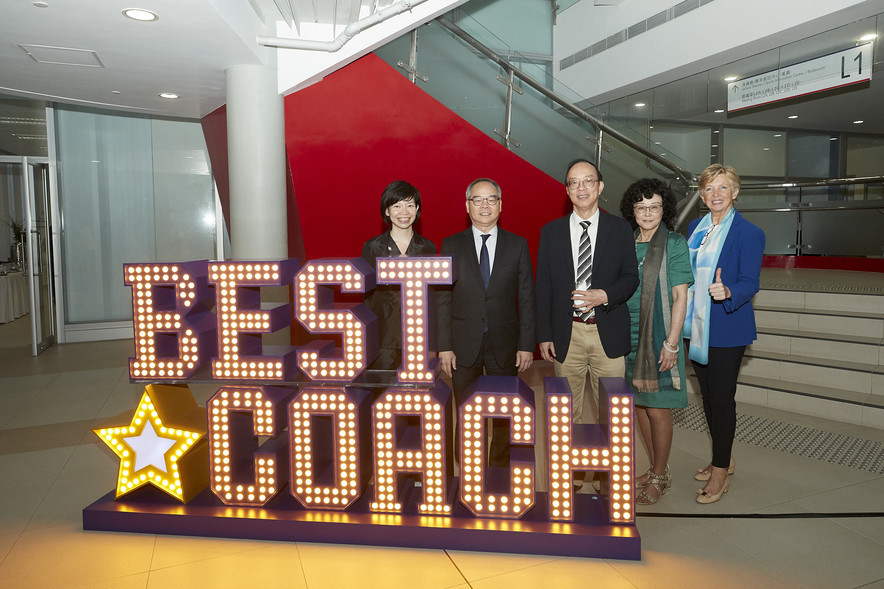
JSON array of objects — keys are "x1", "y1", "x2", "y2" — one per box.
[
  {"x1": 567, "y1": 177, "x2": 599, "y2": 189},
  {"x1": 469, "y1": 196, "x2": 500, "y2": 206},
  {"x1": 634, "y1": 204, "x2": 663, "y2": 214}
]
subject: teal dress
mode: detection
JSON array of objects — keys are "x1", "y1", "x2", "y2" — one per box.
[{"x1": 625, "y1": 231, "x2": 693, "y2": 408}]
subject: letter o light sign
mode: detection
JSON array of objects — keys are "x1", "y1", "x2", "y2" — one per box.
[{"x1": 85, "y1": 257, "x2": 640, "y2": 561}]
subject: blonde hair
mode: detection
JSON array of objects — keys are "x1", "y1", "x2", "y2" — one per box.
[{"x1": 698, "y1": 164, "x2": 740, "y2": 191}]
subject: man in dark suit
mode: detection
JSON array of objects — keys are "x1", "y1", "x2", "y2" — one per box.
[
  {"x1": 438, "y1": 178, "x2": 535, "y2": 467},
  {"x1": 536, "y1": 159, "x2": 639, "y2": 424}
]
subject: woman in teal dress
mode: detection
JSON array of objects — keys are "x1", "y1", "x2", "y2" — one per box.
[{"x1": 619, "y1": 178, "x2": 693, "y2": 504}]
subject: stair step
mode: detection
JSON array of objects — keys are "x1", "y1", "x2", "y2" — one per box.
[
  {"x1": 745, "y1": 346, "x2": 879, "y2": 373},
  {"x1": 754, "y1": 309, "x2": 884, "y2": 343},
  {"x1": 741, "y1": 375, "x2": 883, "y2": 407},
  {"x1": 753, "y1": 289, "x2": 884, "y2": 317},
  {"x1": 740, "y1": 356, "x2": 875, "y2": 395}
]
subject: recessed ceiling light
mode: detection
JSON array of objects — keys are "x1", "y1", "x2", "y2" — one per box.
[
  {"x1": 830, "y1": 137, "x2": 837, "y2": 141},
  {"x1": 763, "y1": 147, "x2": 771, "y2": 151},
  {"x1": 860, "y1": 33, "x2": 877, "y2": 41},
  {"x1": 853, "y1": 120, "x2": 864, "y2": 124},
  {"x1": 122, "y1": 8, "x2": 159, "y2": 22},
  {"x1": 787, "y1": 115, "x2": 799, "y2": 119},
  {"x1": 712, "y1": 144, "x2": 718, "y2": 148},
  {"x1": 111, "y1": 90, "x2": 121, "y2": 94},
  {"x1": 773, "y1": 134, "x2": 783, "y2": 137},
  {"x1": 33, "y1": 1, "x2": 49, "y2": 7},
  {"x1": 724, "y1": 76, "x2": 738, "y2": 82},
  {"x1": 634, "y1": 102, "x2": 646, "y2": 107},
  {"x1": 713, "y1": 130, "x2": 720, "y2": 134},
  {"x1": 714, "y1": 109, "x2": 725, "y2": 113},
  {"x1": 159, "y1": 92, "x2": 179, "y2": 99}
]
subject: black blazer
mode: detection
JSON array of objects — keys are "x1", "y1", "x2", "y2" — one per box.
[
  {"x1": 535, "y1": 211, "x2": 639, "y2": 360},
  {"x1": 361, "y1": 231, "x2": 436, "y2": 354},
  {"x1": 437, "y1": 227, "x2": 536, "y2": 367}
]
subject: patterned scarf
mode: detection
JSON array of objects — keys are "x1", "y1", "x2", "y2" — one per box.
[{"x1": 633, "y1": 228, "x2": 680, "y2": 392}]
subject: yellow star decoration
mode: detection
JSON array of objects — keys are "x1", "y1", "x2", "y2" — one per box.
[{"x1": 94, "y1": 384, "x2": 209, "y2": 502}]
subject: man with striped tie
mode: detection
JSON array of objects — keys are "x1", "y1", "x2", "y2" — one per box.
[{"x1": 536, "y1": 159, "x2": 639, "y2": 425}]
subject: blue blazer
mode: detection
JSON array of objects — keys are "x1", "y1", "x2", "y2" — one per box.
[{"x1": 688, "y1": 210, "x2": 765, "y2": 348}]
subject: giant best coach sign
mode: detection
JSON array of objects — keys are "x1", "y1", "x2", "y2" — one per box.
[{"x1": 83, "y1": 258, "x2": 640, "y2": 560}]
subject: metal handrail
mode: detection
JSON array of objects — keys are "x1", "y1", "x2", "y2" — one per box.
[
  {"x1": 740, "y1": 175, "x2": 884, "y2": 190},
  {"x1": 435, "y1": 16, "x2": 696, "y2": 187}
]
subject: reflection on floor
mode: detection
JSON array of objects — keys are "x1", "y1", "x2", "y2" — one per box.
[{"x1": 1, "y1": 315, "x2": 883, "y2": 589}]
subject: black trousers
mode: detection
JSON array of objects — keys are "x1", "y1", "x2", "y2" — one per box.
[
  {"x1": 451, "y1": 334, "x2": 515, "y2": 468},
  {"x1": 691, "y1": 346, "x2": 746, "y2": 469}
]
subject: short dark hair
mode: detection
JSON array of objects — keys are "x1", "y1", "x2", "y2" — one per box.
[
  {"x1": 564, "y1": 158, "x2": 603, "y2": 183},
  {"x1": 465, "y1": 177, "x2": 501, "y2": 199},
  {"x1": 380, "y1": 180, "x2": 421, "y2": 224},
  {"x1": 619, "y1": 177, "x2": 678, "y2": 231}
]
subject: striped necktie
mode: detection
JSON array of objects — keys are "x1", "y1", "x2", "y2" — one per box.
[{"x1": 575, "y1": 220, "x2": 592, "y2": 320}]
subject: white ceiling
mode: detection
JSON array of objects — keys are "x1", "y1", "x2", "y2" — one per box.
[
  {"x1": 0, "y1": 0, "x2": 466, "y2": 156},
  {"x1": 3, "y1": 0, "x2": 884, "y2": 161}
]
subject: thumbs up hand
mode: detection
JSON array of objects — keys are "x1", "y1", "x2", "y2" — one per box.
[{"x1": 708, "y1": 267, "x2": 731, "y2": 301}]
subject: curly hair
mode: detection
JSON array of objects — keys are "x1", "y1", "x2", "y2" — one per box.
[{"x1": 619, "y1": 177, "x2": 678, "y2": 231}]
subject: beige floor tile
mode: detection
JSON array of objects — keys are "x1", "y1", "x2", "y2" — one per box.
[
  {"x1": 612, "y1": 526, "x2": 805, "y2": 589},
  {"x1": 445, "y1": 549, "x2": 560, "y2": 582},
  {"x1": 0, "y1": 524, "x2": 155, "y2": 587},
  {"x1": 466, "y1": 555, "x2": 632, "y2": 588},
  {"x1": 149, "y1": 535, "x2": 279, "y2": 570},
  {"x1": 75, "y1": 572, "x2": 151, "y2": 589},
  {"x1": 146, "y1": 542, "x2": 306, "y2": 589},
  {"x1": 703, "y1": 509, "x2": 884, "y2": 588},
  {"x1": 296, "y1": 542, "x2": 465, "y2": 589},
  {"x1": 794, "y1": 476, "x2": 884, "y2": 545}
]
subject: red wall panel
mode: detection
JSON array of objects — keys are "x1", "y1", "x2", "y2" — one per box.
[{"x1": 284, "y1": 53, "x2": 568, "y2": 263}]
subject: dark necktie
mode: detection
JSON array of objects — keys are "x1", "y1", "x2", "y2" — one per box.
[
  {"x1": 576, "y1": 220, "x2": 592, "y2": 320},
  {"x1": 480, "y1": 233, "x2": 491, "y2": 290}
]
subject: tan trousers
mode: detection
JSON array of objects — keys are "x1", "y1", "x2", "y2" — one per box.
[{"x1": 554, "y1": 321, "x2": 625, "y2": 424}]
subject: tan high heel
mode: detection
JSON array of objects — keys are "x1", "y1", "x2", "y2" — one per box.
[
  {"x1": 696, "y1": 476, "x2": 730, "y2": 504},
  {"x1": 694, "y1": 456, "x2": 735, "y2": 481}
]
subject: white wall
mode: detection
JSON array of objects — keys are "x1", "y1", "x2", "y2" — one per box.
[{"x1": 554, "y1": 0, "x2": 884, "y2": 103}]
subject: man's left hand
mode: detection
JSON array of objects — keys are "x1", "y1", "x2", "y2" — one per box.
[{"x1": 515, "y1": 350, "x2": 533, "y2": 372}]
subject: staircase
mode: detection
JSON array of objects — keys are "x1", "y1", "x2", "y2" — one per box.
[{"x1": 688, "y1": 268, "x2": 884, "y2": 428}]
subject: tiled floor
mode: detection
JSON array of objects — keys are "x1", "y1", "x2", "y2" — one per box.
[{"x1": 1, "y1": 315, "x2": 883, "y2": 589}]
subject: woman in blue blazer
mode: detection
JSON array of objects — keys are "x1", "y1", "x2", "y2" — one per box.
[{"x1": 684, "y1": 164, "x2": 765, "y2": 504}]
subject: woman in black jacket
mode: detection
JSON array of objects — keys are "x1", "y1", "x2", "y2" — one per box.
[{"x1": 361, "y1": 180, "x2": 436, "y2": 369}]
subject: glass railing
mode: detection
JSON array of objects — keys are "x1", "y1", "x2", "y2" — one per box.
[
  {"x1": 735, "y1": 177, "x2": 884, "y2": 257},
  {"x1": 373, "y1": 13, "x2": 693, "y2": 201},
  {"x1": 374, "y1": 12, "x2": 884, "y2": 257}
]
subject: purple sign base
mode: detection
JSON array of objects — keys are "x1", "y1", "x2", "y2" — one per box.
[{"x1": 83, "y1": 485, "x2": 640, "y2": 560}]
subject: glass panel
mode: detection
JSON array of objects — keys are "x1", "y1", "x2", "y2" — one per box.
[
  {"x1": 54, "y1": 106, "x2": 215, "y2": 324},
  {"x1": 802, "y1": 209, "x2": 884, "y2": 257},
  {"x1": 0, "y1": 96, "x2": 49, "y2": 156},
  {"x1": 788, "y1": 132, "x2": 838, "y2": 179},
  {"x1": 722, "y1": 128, "x2": 785, "y2": 177},
  {"x1": 27, "y1": 162, "x2": 54, "y2": 354},
  {"x1": 1, "y1": 162, "x2": 25, "y2": 266},
  {"x1": 374, "y1": 17, "x2": 692, "y2": 207},
  {"x1": 739, "y1": 211, "x2": 798, "y2": 255},
  {"x1": 846, "y1": 135, "x2": 884, "y2": 180}
]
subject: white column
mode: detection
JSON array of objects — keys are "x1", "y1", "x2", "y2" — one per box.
[{"x1": 226, "y1": 58, "x2": 287, "y2": 260}]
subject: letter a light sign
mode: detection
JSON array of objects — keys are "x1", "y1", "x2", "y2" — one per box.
[{"x1": 84, "y1": 258, "x2": 640, "y2": 560}]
